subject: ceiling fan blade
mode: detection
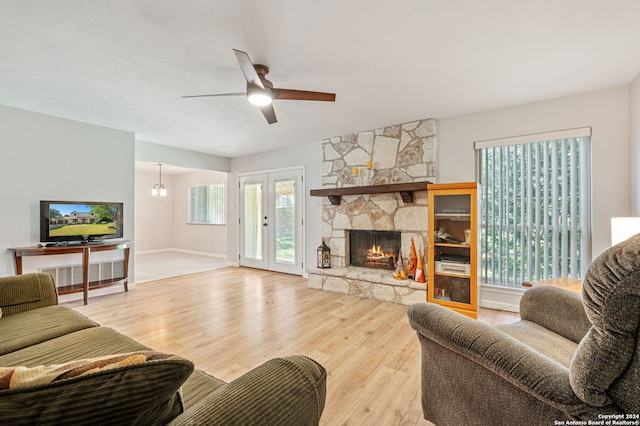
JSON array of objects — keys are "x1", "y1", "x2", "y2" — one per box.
[
  {"x1": 182, "y1": 92, "x2": 245, "y2": 99},
  {"x1": 233, "y1": 49, "x2": 264, "y2": 90},
  {"x1": 259, "y1": 104, "x2": 277, "y2": 124},
  {"x1": 272, "y1": 88, "x2": 336, "y2": 102}
]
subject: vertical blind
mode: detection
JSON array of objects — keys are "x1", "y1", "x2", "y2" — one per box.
[
  {"x1": 189, "y1": 183, "x2": 226, "y2": 225},
  {"x1": 475, "y1": 128, "x2": 591, "y2": 287}
]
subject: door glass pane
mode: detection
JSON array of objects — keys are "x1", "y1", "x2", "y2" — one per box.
[
  {"x1": 244, "y1": 183, "x2": 262, "y2": 260},
  {"x1": 274, "y1": 179, "x2": 295, "y2": 263}
]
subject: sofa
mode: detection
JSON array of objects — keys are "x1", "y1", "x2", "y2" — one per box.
[
  {"x1": 408, "y1": 233, "x2": 640, "y2": 425},
  {"x1": 0, "y1": 273, "x2": 327, "y2": 425}
]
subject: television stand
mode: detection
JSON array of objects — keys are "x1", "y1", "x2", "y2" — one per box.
[{"x1": 9, "y1": 240, "x2": 131, "y2": 305}]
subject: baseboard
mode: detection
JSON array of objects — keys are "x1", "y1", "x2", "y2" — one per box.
[
  {"x1": 171, "y1": 249, "x2": 227, "y2": 259},
  {"x1": 58, "y1": 282, "x2": 135, "y2": 304},
  {"x1": 134, "y1": 248, "x2": 172, "y2": 255},
  {"x1": 135, "y1": 248, "x2": 226, "y2": 259},
  {"x1": 480, "y1": 284, "x2": 524, "y2": 313}
]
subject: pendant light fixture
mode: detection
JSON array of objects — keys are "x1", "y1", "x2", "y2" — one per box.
[{"x1": 151, "y1": 164, "x2": 167, "y2": 197}]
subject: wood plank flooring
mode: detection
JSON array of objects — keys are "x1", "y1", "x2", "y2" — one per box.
[{"x1": 67, "y1": 267, "x2": 519, "y2": 426}]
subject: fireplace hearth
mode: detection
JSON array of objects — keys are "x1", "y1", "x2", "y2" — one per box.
[{"x1": 349, "y1": 230, "x2": 401, "y2": 270}]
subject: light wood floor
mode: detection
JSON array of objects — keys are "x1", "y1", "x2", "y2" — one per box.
[
  {"x1": 67, "y1": 267, "x2": 519, "y2": 426},
  {"x1": 134, "y1": 250, "x2": 229, "y2": 283}
]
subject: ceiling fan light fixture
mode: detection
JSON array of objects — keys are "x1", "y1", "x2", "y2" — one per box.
[
  {"x1": 247, "y1": 86, "x2": 272, "y2": 106},
  {"x1": 183, "y1": 49, "x2": 335, "y2": 124},
  {"x1": 247, "y1": 92, "x2": 272, "y2": 106}
]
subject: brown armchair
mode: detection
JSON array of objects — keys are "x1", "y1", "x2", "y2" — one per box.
[{"x1": 407, "y1": 234, "x2": 640, "y2": 425}]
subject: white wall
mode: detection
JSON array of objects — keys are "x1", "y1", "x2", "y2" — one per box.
[
  {"x1": 172, "y1": 170, "x2": 227, "y2": 256},
  {"x1": 630, "y1": 73, "x2": 640, "y2": 215},
  {"x1": 0, "y1": 105, "x2": 135, "y2": 280},
  {"x1": 134, "y1": 170, "x2": 174, "y2": 251},
  {"x1": 229, "y1": 141, "x2": 323, "y2": 273},
  {"x1": 438, "y1": 86, "x2": 630, "y2": 260},
  {"x1": 136, "y1": 140, "x2": 229, "y2": 172}
]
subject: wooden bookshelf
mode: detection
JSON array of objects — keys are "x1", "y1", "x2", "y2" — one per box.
[{"x1": 427, "y1": 182, "x2": 479, "y2": 318}]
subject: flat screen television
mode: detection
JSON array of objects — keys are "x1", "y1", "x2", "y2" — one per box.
[{"x1": 40, "y1": 200, "x2": 123, "y2": 244}]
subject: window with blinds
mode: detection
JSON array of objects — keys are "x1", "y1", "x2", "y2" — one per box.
[
  {"x1": 475, "y1": 128, "x2": 591, "y2": 287},
  {"x1": 188, "y1": 182, "x2": 226, "y2": 225}
]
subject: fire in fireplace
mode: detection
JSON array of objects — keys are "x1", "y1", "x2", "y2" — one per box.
[{"x1": 349, "y1": 230, "x2": 401, "y2": 270}]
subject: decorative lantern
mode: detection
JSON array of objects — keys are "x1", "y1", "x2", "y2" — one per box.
[{"x1": 317, "y1": 240, "x2": 331, "y2": 269}]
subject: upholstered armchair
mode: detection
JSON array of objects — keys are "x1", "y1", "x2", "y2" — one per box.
[{"x1": 407, "y1": 234, "x2": 640, "y2": 425}]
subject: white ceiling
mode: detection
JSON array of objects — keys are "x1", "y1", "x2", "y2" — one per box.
[{"x1": 2, "y1": 1, "x2": 640, "y2": 159}]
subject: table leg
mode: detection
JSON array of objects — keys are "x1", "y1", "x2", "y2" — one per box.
[
  {"x1": 13, "y1": 253, "x2": 23, "y2": 275},
  {"x1": 82, "y1": 248, "x2": 89, "y2": 305},
  {"x1": 123, "y1": 246, "x2": 130, "y2": 291}
]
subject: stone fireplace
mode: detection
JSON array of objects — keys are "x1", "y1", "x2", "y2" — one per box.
[{"x1": 308, "y1": 118, "x2": 437, "y2": 305}]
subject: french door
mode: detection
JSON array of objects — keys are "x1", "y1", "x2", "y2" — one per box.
[{"x1": 239, "y1": 168, "x2": 304, "y2": 275}]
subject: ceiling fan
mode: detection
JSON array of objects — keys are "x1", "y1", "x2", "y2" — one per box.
[{"x1": 183, "y1": 49, "x2": 336, "y2": 124}]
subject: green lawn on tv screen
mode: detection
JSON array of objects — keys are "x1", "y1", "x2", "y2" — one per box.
[{"x1": 50, "y1": 223, "x2": 116, "y2": 236}]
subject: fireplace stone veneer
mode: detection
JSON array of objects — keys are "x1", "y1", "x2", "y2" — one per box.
[{"x1": 307, "y1": 118, "x2": 436, "y2": 306}]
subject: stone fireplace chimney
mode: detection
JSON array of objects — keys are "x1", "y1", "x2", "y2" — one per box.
[{"x1": 308, "y1": 118, "x2": 437, "y2": 306}]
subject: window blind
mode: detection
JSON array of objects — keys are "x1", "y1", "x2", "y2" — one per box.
[
  {"x1": 475, "y1": 128, "x2": 591, "y2": 287},
  {"x1": 189, "y1": 182, "x2": 226, "y2": 225}
]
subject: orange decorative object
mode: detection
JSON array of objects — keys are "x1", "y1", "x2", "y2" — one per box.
[
  {"x1": 407, "y1": 238, "x2": 418, "y2": 277},
  {"x1": 415, "y1": 250, "x2": 426, "y2": 283}
]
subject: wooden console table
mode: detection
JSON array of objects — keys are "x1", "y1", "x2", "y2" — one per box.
[{"x1": 9, "y1": 240, "x2": 131, "y2": 305}]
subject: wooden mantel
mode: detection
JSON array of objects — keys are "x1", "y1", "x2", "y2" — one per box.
[{"x1": 310, "y1": 180, "x2": 432, "y2": 205}]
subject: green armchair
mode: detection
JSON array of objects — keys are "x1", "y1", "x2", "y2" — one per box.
[{"x1": 408, "y1": 234, "x2": 640, "y2": 425}]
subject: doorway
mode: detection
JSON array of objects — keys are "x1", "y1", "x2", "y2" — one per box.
[{"x1": 239, "y1": 168, "x2": 304, "y2": 275}]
